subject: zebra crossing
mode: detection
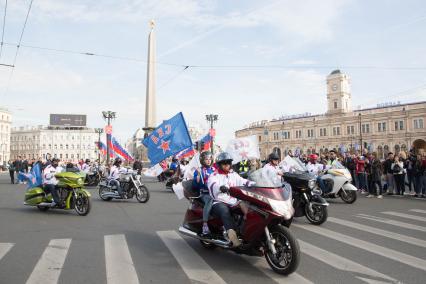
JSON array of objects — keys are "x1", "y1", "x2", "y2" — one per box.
[{"x1": 0, "y1": 208, "x2": 425, "y2": 284}]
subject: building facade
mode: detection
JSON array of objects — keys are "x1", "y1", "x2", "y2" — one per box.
[
  {"x1": 10, "y1": 125, "x2": 98, "y2": 162},
  {"x1": 235, "y1": 70, "x2": 426, "y2": 160},
  {"x1": 0, "y1": 107, "x2": 12, "y2": 166}
]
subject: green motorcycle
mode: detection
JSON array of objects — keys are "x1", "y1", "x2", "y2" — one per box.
[{"x1": 24, "y1": 172, "x2": 91, "y2": 216}]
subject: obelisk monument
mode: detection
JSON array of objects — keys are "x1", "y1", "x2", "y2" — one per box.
[{"x1": 144, "y1": 20, "x2": 157, "y2": 137}]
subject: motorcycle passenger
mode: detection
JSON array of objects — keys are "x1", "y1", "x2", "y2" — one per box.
[
  {"x1": 42, "y1": 158, "x2": 61, "y2": 207},
  {"x1": 307, "y1": 154, "x2": 328, "y2": 193},
  {"x1": 207, "y1": 152, "x2": 254, "y2": 248},
  {"x1": 192, "y1": 151, "x2": 216, "y2": 237},
  {"x1": 326, "y1": 150, "x2": 339, "y2": 168},
  {"x1": 262, "y1": 153, "x2": 283, "y2": 183},
  {"x1": 108, "y1": 158, "x2": 127, "y2": 198},
  {"x1": 180, "y1": 158, "x2": 189, "y2": 178}
]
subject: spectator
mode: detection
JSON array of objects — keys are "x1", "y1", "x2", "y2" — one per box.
[
  {"x1": 7, "y1": 160, "x2": 15, "y2": 184},
  {"x1": 392, "y1": 156, "x2": 405, "y2": 195},
  {"x1": 366, "y1": 152, "x2": 383, "y2": 198},
  {"x1": 383, "y1": 152, "x2": 395, "y2": 195},
  {"x1": 355, "y1": 154, "x2": 367, "y2": 193},
  {"x1": 344, "y1": 153, "x2": 356, "y2": 186},
  {"x1": 414, "y1": 154, "x2": 426, "y2": 198}
]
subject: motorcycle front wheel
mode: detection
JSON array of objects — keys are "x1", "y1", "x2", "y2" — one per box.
[
  {"x1": 340, "y1": 190, "x2": 357, "y2": 204},
  {"x1": 74, "y1": 193, "x2": 91, "y2": 216},
  {"x1": 305, "y1": 203, "x2": 328, "y2": 225},
  {"x1": 265, "y1": 225, "x2": 300, "y2": 275},
  {"x1": 135, "y1": 185, "x2": 150, "y2": 203}
]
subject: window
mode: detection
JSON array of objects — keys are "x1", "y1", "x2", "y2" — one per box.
[
  {"x1": 395, "y1": 120, "x2": 404, "y2": 131},
  {"x1": 346, "y1": 125, "x2": 355, "y2": 135},
  {"x1": 66, "y1": 144, "x2": 69, "y2": 150},
  {"x1": 378, "y1": 122, "x2": 386, "y2": 132},
  {"x1": 60, "y1": 144, "x2": 63, "y2": 150},
  {"x1": 258, "y1": 136, "x2": 261, "y2": 142},
  {"x1": 295, "y1": 130, "x2": 302, "y2": 138},
  {"x1": 333, "y1": 127, "x2": 340, "y2": 136},
  {"x1": 320, "y1": 128, "x2": 327, "y2": 137},
  {"x1": 307, "y1": 129, "x2": 314, "y2": 138},
  {"x1": 54, "y1": 144, "x2": 57, "y2": 150},
  {"x1": 414, "y1": 118, "x2": 424, "y2": 129},
  {"x1": 361, "y1": 124, "x2": 370, "y2": 133},
  {"x1": 334, "y1": 101, "x2": 337, "y2": 109},
  {"x1": 282, "y1": 131, "x2": 291, "y2": 139}
]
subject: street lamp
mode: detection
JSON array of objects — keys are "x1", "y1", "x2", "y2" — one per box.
[
  {"x1": 358, "y1": 113, "x2": 363, "y2": 153},
  {"x1": 205, "y1": 114, "x2": 218, "y2": 155},
  {"x1": 94, "y1": 128, "x2": 103, "y2": 163},
  {"x1": 0, "y1": 142, "x2": 6, "y2": 167},
  {"x1": 264, "y1": 124, "x2": 269, "y2": 160},
  {"x1": 102, "y1": 111, "x2": 116, "y2": 166}
]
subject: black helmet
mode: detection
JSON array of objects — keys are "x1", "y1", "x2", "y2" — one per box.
[
  {"x1": 200, "y1": 151, "x2": 213, "y2": 166},
  {"x1": 216, "y1": 152, "x2": 233, "y2": 165},
  {"x1": 113, "y1": 157, "x2": 122, "y2": 166},
  {"x1": 268, "y1": 153, "x2": 280, "y2": 162},
  {"x1": 85, "y1": 159, "x2": 90, "y2": 163},
  {"x1": 172, "y1": 157, "x2": 178, "y2": 162}
]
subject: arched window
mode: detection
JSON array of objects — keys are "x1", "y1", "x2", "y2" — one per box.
[
  {"x1": 66, "y1": 144, "x2": 69, "y2": 150},
  {"x1": 384, "y1": 145, "x2": 389, "y2": 156},
  {"x1": 377, "y1": 145, "x2": 383, "y2": 159},
  {"x1": 394, "y1": 144, "x2": 400, "y2": 154}
]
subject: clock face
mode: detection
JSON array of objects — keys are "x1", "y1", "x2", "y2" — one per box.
[{"x1": 332, "y1": 84, "x2": 338, "y2": 91}]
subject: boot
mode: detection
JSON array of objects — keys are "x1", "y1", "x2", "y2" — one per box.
[{"x1": 227, "y1": 229, "x2": 241, "y2": 247}]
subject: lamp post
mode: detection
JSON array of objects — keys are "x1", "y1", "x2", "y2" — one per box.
[
  {"x1": 205, "y1": 114, "x2": 218, "y2": 155},
  {"x1": 102, "y1": 111, "x2": 116, "y2": 166},
  {"x1": 358, "y1": 113, "x2": 363, "y2": 153},
  {"x1": 263, "y1": 124, "x2": 269, "y2": 160},
  {"x1": 94, "y1": 128, "x2": 103, "y2": 163},
  {"x1": 1, "y1": 142, "x2": 6, "y2": 167}
]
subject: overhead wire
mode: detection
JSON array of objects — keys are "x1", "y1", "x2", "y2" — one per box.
[
  {"x1": 0, "y1": 0, "x2": 7, "y2": 61},
  {"x1": 158, "y1": 66, "x2": 189, "y2": 90}
]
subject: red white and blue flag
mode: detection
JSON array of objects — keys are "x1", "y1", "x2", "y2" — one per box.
[
  {"x1": 176, "y1": 147, "x2": 196, "y2": 159},
  {"x1": 199, "y1": 134, "x2": 213, "y2": 151},
  {"x1": 143, "y1": 112, "x2": 193, "y2": 165},
  {"x1": 112, "y1": 137, "x2": 134, "y2": 161},
  {"x1": 95, "y1": 141, "x2": 114, "y2": 158}
]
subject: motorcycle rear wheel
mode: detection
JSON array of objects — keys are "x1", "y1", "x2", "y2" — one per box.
[
  {"x1": 74, "y1": 193, "x2": 91, "y2": 216},
  {"x1": 265, "y1": 225, "x2": 300, "y2": 275},
  {"x1": 305, "y1": 204, "x2": 328, "y2": 225},
  {"x1": 135, "y1": 185, "x2": 150, "y2": 203},
  {"x1": 340, "y1": 190, "x2": 357, "y2": 204},
  {"x1": 99, "y1": 186, "x2": 113, "y2": 201}
]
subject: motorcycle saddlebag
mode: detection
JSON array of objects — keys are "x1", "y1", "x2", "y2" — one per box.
[{"x1": 25, "y1": 187, "x2": 46, "y2": 205}]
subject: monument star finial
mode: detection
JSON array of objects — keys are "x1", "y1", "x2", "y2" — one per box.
[{"x1": 150, "y1": 19, "x2": 155, "y2": 30}]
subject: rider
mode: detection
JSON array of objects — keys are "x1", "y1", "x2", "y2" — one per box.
[
  {"x1": 207, "y1": 152, "x2": 254, "y2": 248},
  {"x1": 307, "y1": 154, "x2": 328, "y2": 193},
  {"x1": 262, "y1": 153, "x2": 283, "y2": 183},
  {"x1": 42, "y1": 158, "x2": 61, "y2": 207},
  {"x1": 108, "y1": 158, "x2": 127, "y2": 198},
  {"x1": 327, "y1": 150, "x2": 339, "y2": 168},
  {"x1": 192, "y1": 151, "x2": 216, "y2": 237}
]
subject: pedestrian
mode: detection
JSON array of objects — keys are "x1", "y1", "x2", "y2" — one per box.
[
  {"x1": 406, "y1": 152, "x2": 416, "y2": 195},
  {"x1": 413, "y1": 154, "x2": 424, "y2": 198},
  {"x1": 7, "y1": 160, "x2": 15, "y2": 184},
  {"x1": 344, "y1": 153, "x2": 356, "y2": 186},
  {"x1": 383, "y1": 152, "x2": 395, "y2": 195},
  {"x1": 14, "y1": 157, "x2": 23, "y2": 184},
  {"x1": 392, "y1": 156, "x2": 405, "y2": 195},
  {"x1": 355, "y1": 154, "x2": 367, "y2": 193},
  {"x1": 366, "y1": 153, "x2": 383, "y2": 198}
]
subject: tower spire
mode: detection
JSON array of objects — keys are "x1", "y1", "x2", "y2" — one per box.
[{"x1": 144, "y1": 20, "x2": 157, "y2": 136}]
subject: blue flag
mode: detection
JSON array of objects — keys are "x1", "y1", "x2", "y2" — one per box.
[
  {"x1": 143, "y1": 112, "x2": 193, "y2": 165},
  {"x1": 19, "y1": 163, "x2": 43, "y2": 189}
]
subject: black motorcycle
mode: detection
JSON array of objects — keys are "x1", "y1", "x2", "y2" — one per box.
[
  {"x1": 98, "y1": 171, "x2": 150, "y2": 203},
  {"x1": 282, "y1": 157, "x2": 329, "y2": 225},
  {"x1": 85, "y1": 166, "x2": 103, "y2": 186}
]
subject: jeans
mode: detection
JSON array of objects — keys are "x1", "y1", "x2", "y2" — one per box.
[
  {"x1": 394, "y1": 174, "x2": 405, "y2": 195},
  {"x1": 200, "y1": 194, "x2": 213, "y2": 223},
  {"x1": 44, "y1": 184, "x2": 60, "y2": 203},
  {"x1": 369, "y1": 180, "x2": 383, "y2": 196},
  {"x1": 386, "y1": 174, "x2": 395, "y2": 194},
  {"x1": 357, "y1": 173, "x2": 367, "y2": 190},
  {"x1": 9, "y1": 170, "x2": 15, "y2": 184},
  {"x1": 211, "y1": 202, "x2": 235, "y2": 231},
  {"x1": 407, "y1": 170, "x2": 415, "y2": 192},
  {"x1": 109, "y1": 179, "x2": 123, "y2": 196},
  {"x1": 317, "y1": 176, "x2": 329, "y2": 193},
  {"x1": 349, "y1": 169, "x2": 356, "y2": 186}
]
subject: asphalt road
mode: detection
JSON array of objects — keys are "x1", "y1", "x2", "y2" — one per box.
[{"x1": 0, "y1": 172, "x2": 425, "y2": 284}]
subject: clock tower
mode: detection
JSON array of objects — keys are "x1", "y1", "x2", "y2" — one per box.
[{"x1": 326, "y1": 69, "x2": 352, "y2": 114}]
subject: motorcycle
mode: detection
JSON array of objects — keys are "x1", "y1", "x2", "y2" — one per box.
[
  {"x1": 24, "y1": 172, "x2": 91, "y2": 216},
  {"x1": 319, "y1": 161, "x2": 357, "y2": 204},
  {"x1": 281, "y1": 156, "x2": 329, "y2": 225},
  {"x1": 85, "y1": 165, "x2": 104, "y2": 186},
  {"x1": 165, "y1": 167, "x2": 182, "y2": 191},
  {"x1": 98, "y1": 170, "x2": 150, "y2": 203},
  {"x1": 178, "y1": 170, "x2": 300, "y2": 275}
]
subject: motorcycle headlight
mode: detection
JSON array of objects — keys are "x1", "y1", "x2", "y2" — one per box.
[
  {"x1": 268, "y1": 199, "x2": 294, "y2": 219},
  {"x1": 308, "y1": 179, "x2": 316, "y2": 189},
  {"x1": 77, "y1": 178, "x2": 84, "y2": 185}
]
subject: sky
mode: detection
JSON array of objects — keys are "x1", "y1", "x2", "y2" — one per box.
[{"x1": 0, "y1": 0, "x2": 425, "y2": 147}]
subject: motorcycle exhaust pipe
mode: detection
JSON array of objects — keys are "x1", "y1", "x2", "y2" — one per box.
[
  {"x1": 101, "y1": 192, "x2": 119, "y2": 198},
  {"x1": 178, "y1": 226, "x2": 232, "y2": 248}
]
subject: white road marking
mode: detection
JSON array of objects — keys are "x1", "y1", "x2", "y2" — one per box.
[
  {"x1": 157, "y1": 230, "x2": 227, "y2": 284},
  {"x1": 0, "y1": 243, "x2": 14, "y2": 261},
  {"x1": 328, "y1": 217, "x2": 426, "y2": 248},
  {"x1": 298, "y1": 240, "x2": 398, "y2": 284},
  {"x1": 356, "y1": 214, "x2": 426, "y2": 232},
  {"x1": 293, "y1": 224, "x2": 426, "y2": 272},
  {"x1": 26, "y1": 239, "x2": 71, "y2": 284},
  {"x1": 104, "y1": 234, "x2": 139, "y2": 284},
  {"x1": 381, "y1": 211, "x2": 426, "y2": 222},
  {"x1": 242, "y1": 256, "x2": 313, "y2": 284},
  {"x1": 410, "y1": 209, "x2": 426, "y2": 214}
]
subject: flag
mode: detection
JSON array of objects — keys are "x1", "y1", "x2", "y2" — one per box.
[
  {"x1": 199, "y1": 134, "x2": 213, "y2": 151},
  {"x1": 143, "y1": 163, "x2": 164, "y2": 177},
  {"x1": 176, "y1": 147, "x2": 196, "y2": 159},
  {"x1": 19, "y1": 163, "x2": 43, "y2": 189},
  {"x1": 225, "y1": 135, "x2": 260, "y2": 164},
  {"x1": 111, "y1": 137, "x2": 134, "y2": 161},
  {"x1": 183, "y1": 153, "x2": 202, "y2": 180},
  {"x1": 95, "y1": 141, "x2": 114, "y2": 158},
  {"x1": 143, "y1": 112, "x2": 193, "y2": 165}
]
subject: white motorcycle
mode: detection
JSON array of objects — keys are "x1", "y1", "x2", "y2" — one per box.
[{"x1": 318, "y1": 161, "x2": 358, "y2": 204}]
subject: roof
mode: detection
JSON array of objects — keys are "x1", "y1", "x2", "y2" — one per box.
[{"x1": 330, "y1": 69, "x2": 341, "y2": 75}]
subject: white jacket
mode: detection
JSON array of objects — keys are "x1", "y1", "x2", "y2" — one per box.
[
  {"x1": 306, "y1": 162, "x2": 324, "y2": 176},
  {"x1": 262, "y1": 163, "x2": 283, "y2": 184},
  {"x1": 109, "y1": 165, "x2": 128, "y2": 180},
  {"x1": 43, "y1": 165, "x2": 59, "y2": 185},
  {"x1": 207, "y1": 170, "x2": 253, "y2": 206}
]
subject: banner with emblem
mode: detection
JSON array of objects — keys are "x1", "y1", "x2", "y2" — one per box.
[
  {"x1": 142, "y1": 112, "x2": 193, "y2": 165},
  {"x1": 225, "y1": 135, "x2": 260, "y2": 164}
]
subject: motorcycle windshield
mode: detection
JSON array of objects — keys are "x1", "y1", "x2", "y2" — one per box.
[
  {"x1": 248, "y1": 169, "x2": 282, "y2": 188},
  {"x1": 279, "y1": 156, "x2": 308, "y2": 173}
]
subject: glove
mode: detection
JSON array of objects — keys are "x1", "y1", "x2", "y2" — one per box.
[{"x1": 219, "y1": 186, "x2": 229, "y2": 193}]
